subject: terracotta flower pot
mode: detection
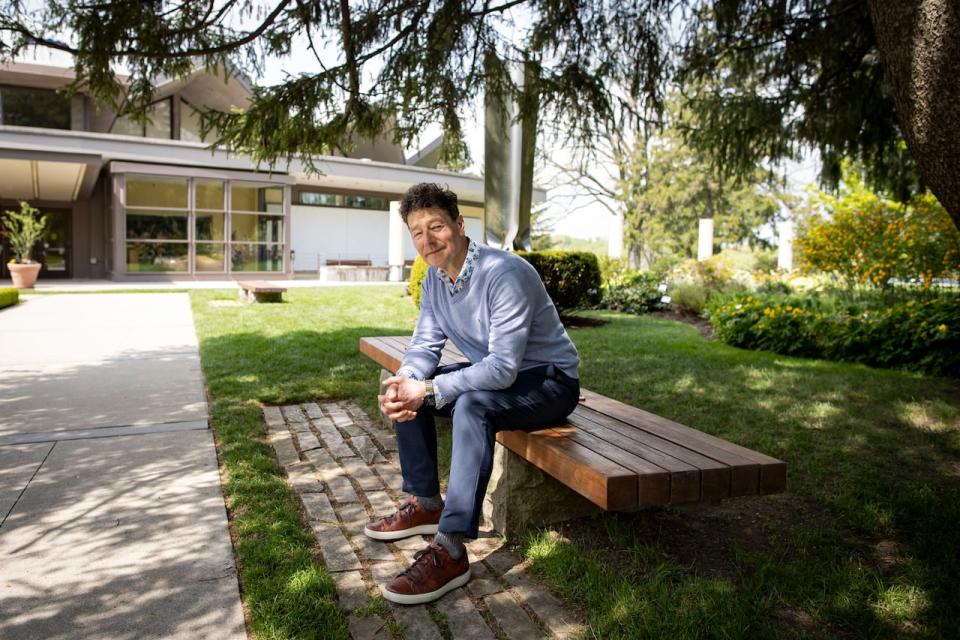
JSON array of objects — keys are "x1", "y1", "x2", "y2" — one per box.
[{"x1": 8, "y1": 262, "x2": 41, "y2": 289}]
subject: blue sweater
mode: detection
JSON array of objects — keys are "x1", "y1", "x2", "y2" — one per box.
[{"x1": 401, "y1": 243, "x2": 580, "y2": 404}]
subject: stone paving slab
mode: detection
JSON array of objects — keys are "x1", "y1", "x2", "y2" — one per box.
[
  {"x1": 0, "y1": 443, "x2": 53, "y2": 523},
  {"x1": 438, "y1": 587, "x2": 497, "y2": 640},
  {"x1": 311, "y1": 522, "x2": 362, "y2": 572},
  {"x1": 332, "y1": 570, "x2": 369, "y2": 611},
  {"x1": 300, "y1": 492, "x2": 338, "y2": 523},
  {"x1": 340, "y1": 456, "x2": 384, "y2": 491},
  {"x1": 0, "y1": 431, "x2": 245, "y2": 640},
  {"x1": 265, "y1": 400, "x2": 586, "y2": 640},
  {"x1": 485, "y1": 591, "x2": 547, "y2": 640}
]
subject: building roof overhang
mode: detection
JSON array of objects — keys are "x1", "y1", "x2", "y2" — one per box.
[{"x1": 0, "y1": 125, "x2": 546, "y2": 204}]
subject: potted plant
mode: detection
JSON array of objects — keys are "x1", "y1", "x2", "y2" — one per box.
[{"x1": 2, "y1": 201, "x2": 48, "y2": 289}]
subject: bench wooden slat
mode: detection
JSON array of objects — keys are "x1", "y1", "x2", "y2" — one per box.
[
  {"x1": 549, "y1": 425, "x2": 671, "y2": 506},
  {"x1": 572, "y1": 407, "x2": 732, "y2": 501},
  {"x1": 360, "y1": 337, "x2": 404, "y2": 371},
  {"x1": 566, "y1": 409, "x2": 701, "y2": 503},
  {"x1": 496, "y1": 429, "x2": 638, "y2": 510},
  {"x1": 580, "y1": 390, "x2": 785, "y2": 495}
]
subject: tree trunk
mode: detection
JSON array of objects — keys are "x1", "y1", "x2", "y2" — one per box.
[{"x1": 868, "y1": 0, "x2": 960, "y2": 233}]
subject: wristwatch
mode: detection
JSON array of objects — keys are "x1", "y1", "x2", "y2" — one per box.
[{"x1": 423, "y1": 380, "x2": 436, "y2": 408}]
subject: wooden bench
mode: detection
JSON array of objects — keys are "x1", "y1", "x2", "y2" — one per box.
[
  {"x1": 238, "y1": 280, "x2": 287, "y2": 303},
  {"x1": 326, "y1": 259, "x2": 372, "y2": 266},
  {"x1": 360, "y1": 336, "x2": 786, "y2": 529}
]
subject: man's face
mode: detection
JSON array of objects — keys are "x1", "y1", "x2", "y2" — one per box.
[{"x1": 406, "y1": 207, "x2": 466, "y2": 272}]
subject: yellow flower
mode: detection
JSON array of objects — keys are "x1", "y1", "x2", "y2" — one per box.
[{"x1": 938, "y1": 324, "x2": 948, "y2": 332}]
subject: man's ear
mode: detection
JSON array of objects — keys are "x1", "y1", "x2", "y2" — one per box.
[{"x1": 457, "y1": 215, "x2": 465, "y2": 234}]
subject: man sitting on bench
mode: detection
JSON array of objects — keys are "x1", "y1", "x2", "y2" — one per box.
[{"x1": 367, "y1": 182, "x2": 581, "y2": 604}]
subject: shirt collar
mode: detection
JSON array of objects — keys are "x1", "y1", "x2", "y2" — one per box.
[{"x1": 436, "y1": 239, "x2": 480, "y2": 294}]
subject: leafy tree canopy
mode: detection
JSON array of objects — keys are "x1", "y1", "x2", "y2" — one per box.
[
  {"x1": 678, "y1": 0, "x2": 922, "y2": 201},
  {"x1": 0, "y1": 0, "x2": 953, "y2": 231},
  {"x1": 0, "y1": 0, "x2": 671, "y2": 169}
]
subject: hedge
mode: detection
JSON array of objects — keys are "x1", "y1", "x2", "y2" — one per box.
[
  {"x1": 0, "y1": 287, "x2": 19, "y2": 309},
  {"x1": 707, "y1": 292, "x2": 960, "y2": 377},
  {"x1": 408, "y1": 250, "x2": 601, "y2": 313},
  {"x1": 516, "y1": 250, "x2": 601, "y2": 312}
]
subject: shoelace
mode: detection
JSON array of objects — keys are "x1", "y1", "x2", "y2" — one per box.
[
  {"x1": 384, "y1": 500, "x2": 417, "y2": 524},
  {"x1": 401, "y1": 545, "x2": 444, "y2": 582}
]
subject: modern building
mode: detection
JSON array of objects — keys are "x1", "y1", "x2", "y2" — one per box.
[{"x1": 0, "y1": 61, "x2": 536, "y2": 281}]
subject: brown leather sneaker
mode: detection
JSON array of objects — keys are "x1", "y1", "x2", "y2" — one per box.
[
  {"x1": 381, "y1": 542, "x2": 471, "y2": 605},
  {"x1": 363, "y1": 496, "x2": 442, "y2": 541}
]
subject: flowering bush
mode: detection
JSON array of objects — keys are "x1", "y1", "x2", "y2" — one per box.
[
  {"x1": 707, "y1": 292, "x2": 960, "y2": 377},
  {"x1": 797, "y1": 175, "x2": 960, "y2": 289},
  {"x1": 408, "y1": 255, "x2": 429, "y2": 309}
]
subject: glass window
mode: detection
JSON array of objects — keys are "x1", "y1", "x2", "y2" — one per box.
[
  {"x1": 144, "y1": 99, "x2": 171, "y2": 139},
  {"x1": 180, "y1": 100, "x2": 217, "y2": 142},
  {"x1": 0, "y1": 86, "x2": 71, "y2": 129},
  {"x1": 195, "y1": 243, "x2": 226, "y2": 272},
  {"x1": 231, "y1": 243, "x2": 283, "y2": 272},
  {"x1": 232, "y1": 184, "x2": 283, "y2": 213},
  {"x1": 196, "y1": 211, "x2": 225, "y2": 241},
  {"x1": 126, "y1": 210, "x2": 189, "y2": 240},
  {"x1": 111, "y1": 113, "x2": 143, "y2": 137},
  {"x1": 126, "y1": 177, "x2": 188, "y2": 208},
  {"x1": 126, "y1": 242, "x2": 189, "y2": 272},
  {"x1": 196, "y1": 180, "x2": 224, "y2": 210},
  {"x1": 297, "y1": 190, "x2": 388, "y2": 210},
  {"x1": 231, "y1": 213, "x2": 283, "y2": 243},
  {"x1": 110, "y1": 99, "x2": 172, "y2": 138}
]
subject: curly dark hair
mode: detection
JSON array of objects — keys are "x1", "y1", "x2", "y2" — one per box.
[{"x1": 398, "y1": 183, "x2": 459, "y2": 224}]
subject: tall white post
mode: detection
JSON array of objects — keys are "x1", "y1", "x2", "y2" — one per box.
[
  {"x1": 697, "y1": 218, "x2": 714, "y2": 261},
  {"x1": 777, "y1": 217, "x2": 794, "y2": 272},
  {"x1": 388, "y1": 201, "x2": 405, "y2": 282},
  {"x1": 608, "y1": 213, "x2": 624, "y2": 259}
]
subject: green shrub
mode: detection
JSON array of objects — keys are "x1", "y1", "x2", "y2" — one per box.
[
  {"x1": 601, "y1": 271, "x2": 666, "y2": 314},
  {"x1": 668, "y1": 281, "x2": 709, "y2": 314},
  {"x1": 707, "y1": 291, "x2": 960, "y2": 377},
  {"x1": 0, "y1": 287, "x2": 18, "y2": 309},
  {"x1": 597, "y1": 256, "x2": 630, "y2": 284},
  {"x1": 516, "y1": 250, "x2": 602, "y2": 312},
  {"x1": 408, "y1": 256, "x2": 428, "y2": 309}
]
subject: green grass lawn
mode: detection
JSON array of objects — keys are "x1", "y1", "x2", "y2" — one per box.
[{"x1": 189, "y1": 287, "x2": 960, "y2": 640}]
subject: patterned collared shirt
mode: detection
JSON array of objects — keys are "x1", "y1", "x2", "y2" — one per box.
[{"x1": 436, "y1": 239, "x2": 480, "y2": 295}]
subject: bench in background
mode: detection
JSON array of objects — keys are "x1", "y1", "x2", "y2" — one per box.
[
  {"x1": 238, "y1": 280, "x2": 287, "y2": 303},
  {"x1": 360, "y1": 336, "x2": 787, "y2": 533}
]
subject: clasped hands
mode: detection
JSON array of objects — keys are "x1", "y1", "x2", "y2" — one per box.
[{"x1": 378, "y1": 375, "x2": 427, "y2": 422}]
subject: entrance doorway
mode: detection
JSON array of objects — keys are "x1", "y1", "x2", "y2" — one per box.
[{"x1": 1, "y1": 207, "x2": 71, "y2": 279}]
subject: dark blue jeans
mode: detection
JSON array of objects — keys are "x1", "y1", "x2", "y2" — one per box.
[{"x1": 394, "y1": 362, "x2": 580, "y2": 538}]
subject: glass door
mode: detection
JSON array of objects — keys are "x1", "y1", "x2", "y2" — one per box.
[{"x1": 40, "y1": 209, "x2": 70, "y2": 278}]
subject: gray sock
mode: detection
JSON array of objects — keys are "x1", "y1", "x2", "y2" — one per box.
[
  {"x1": 435, "y1": 531, "x2": 466, "y2": 559},
  {"x1": 416, "y1": 493, "x2": 443, "y2": 511}
]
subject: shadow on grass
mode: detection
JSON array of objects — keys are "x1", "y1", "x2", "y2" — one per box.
[{"x1": 520, "y1": 312, "x2": 960, "y2": 639}]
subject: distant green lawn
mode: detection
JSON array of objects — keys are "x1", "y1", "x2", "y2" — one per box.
[{"x1": 189, "y1": 287, "x2": 960, "y2": 640}]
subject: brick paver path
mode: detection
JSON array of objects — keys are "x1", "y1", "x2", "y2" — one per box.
[{"x1": 263, "y1": 402, "x2": 585, "y2": 640}]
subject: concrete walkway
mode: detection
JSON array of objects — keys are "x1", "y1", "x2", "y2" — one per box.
[{"x1": 0, "y1": 294, "x2": 246, "y2": 640}]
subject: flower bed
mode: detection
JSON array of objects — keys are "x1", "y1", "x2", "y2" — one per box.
[{"x1": 707, "y1": 292, "x2": 959, "y2": 377}]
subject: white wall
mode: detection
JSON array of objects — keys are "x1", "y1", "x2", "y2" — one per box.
[
  {"x1": 291, "y1": 205, "x2": 485, "y2": 271},
  {"x1": 291, "y1": 206, "x2": 389, "y2": 269}
]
